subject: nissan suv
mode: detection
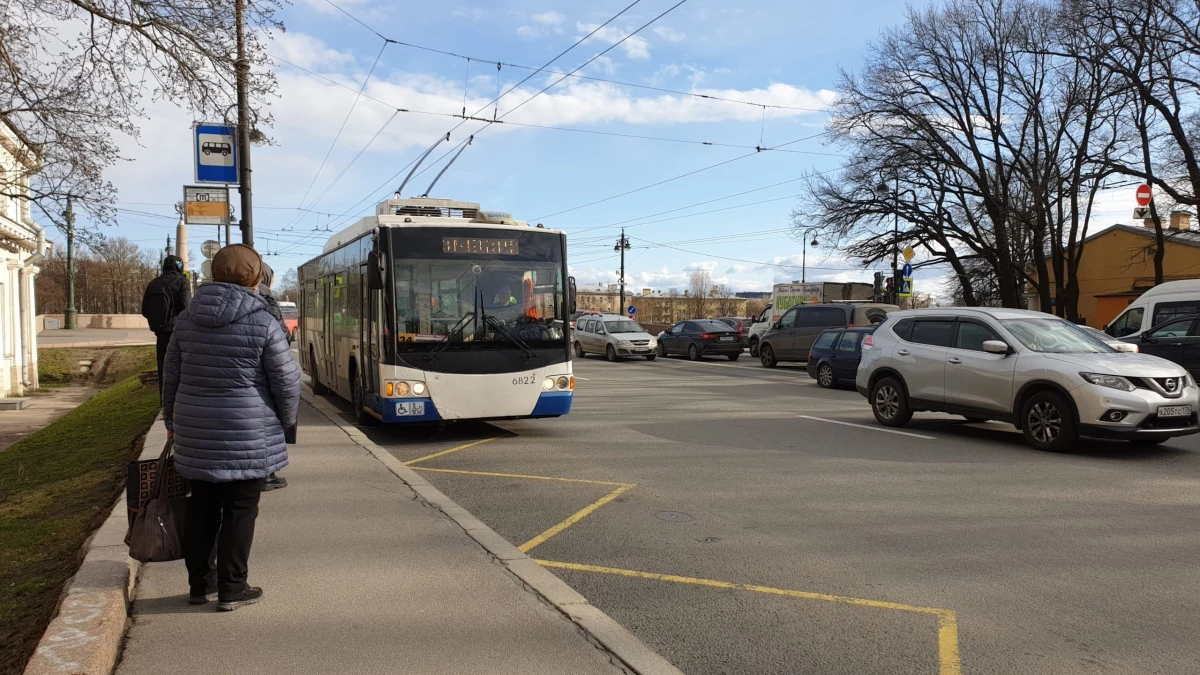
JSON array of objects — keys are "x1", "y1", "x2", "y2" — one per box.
[{"x1": 856, "y1": 308, "x2": 1200, "y2": 451}]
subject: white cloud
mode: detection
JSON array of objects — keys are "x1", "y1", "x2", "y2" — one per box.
[
  {"x1": 270, "y1": 32, "x2": 355, "y2": 70},
  {"x1": 653, "y1": 26, "x2": 686, "y2": 42},
  {"x1": 591, "y1": 56, "x2": 616, "y2": 75},
  {"x1": 516, "y1": 25, "x2": 539, "y2": 38},
  {"x1": 683, "y1": 260, "x2": 719, "y2": 272},
  {"x1": 727, "y1": 264, "x2": 750, "y2": 274},
  {"x1": 577, "y1": 22, "x2": 652, "y2": 60},
  {"x1": 532, "y1": 11, "x2": 565, "y2": 25},
  {"x1": 450, "y1": 6, "x2": 487, "y2": 20}
]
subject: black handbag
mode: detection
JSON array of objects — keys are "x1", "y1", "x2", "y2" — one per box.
[{"x1": 125, "y1": 439, "x2": 188, "y2": 562}]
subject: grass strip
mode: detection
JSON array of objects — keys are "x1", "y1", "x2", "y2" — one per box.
[{"x1": 0, "y1": 348, "x2": 158, "y2": 675}]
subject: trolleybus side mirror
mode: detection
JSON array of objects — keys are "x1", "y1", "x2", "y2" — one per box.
[
  {"x1": 367, "y1": 251, "x2": 384, "y2": 290},
  {"x1": 569, "y1": 276, "x2": 578, "y2": 313}
]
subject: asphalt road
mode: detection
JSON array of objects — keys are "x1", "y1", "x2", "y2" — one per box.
[{"x1": 337, "y1": 352, "x2": 1200, "y2": 675}]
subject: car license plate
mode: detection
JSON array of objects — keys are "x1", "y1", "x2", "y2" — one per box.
[
  {"x1": 396, "y1": 401, "x2": 426, "y2": 417},
  {"x1": 1158, "y1": 405, "x2": 1191, "y2": 418},
  {"x1": 720, "y1": 336, "x2": 735, "y2": 342}
]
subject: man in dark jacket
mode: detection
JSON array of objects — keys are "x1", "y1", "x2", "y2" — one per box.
[
  {"x1": 162, "y1": 244, "x2": 301, "y2": 611},
  {"x1": 141, "y1": 255, "x2": 190, "y2": 395}
]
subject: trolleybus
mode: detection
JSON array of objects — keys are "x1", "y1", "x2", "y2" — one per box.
[{"x1": 298, "y1": 197, "x2": 576, "y2": 425}]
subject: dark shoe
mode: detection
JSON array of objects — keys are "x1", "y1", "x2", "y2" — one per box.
[
  {"x1": 189, "y1": 582, "x2": 218, "y2": 605},
  {"x1": 216, "y1": 587, "x2": 264, "y2": 612},
  {"x1": 262, "y1": 474, "x2": 287, "y2": 491}
]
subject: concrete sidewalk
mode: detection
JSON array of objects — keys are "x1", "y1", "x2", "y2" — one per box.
[{"x1": 115, "y1": 398, "x2": 671, "y2": 675}]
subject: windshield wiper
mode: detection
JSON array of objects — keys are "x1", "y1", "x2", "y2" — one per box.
[
  {"x1": 427, "y1": 311, "x2": 475, "y2": 361},
  {"x1": 483, "y1": 315, "x2": 537, "y2": 360}
]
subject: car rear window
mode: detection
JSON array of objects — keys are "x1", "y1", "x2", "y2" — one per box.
[
  {"x1": 836, "y1": 332, "x2": 862, "y2": 352},
  {"x1": 813, "y1": 331, "x2": 838, "y2": 350},
  {"x1": 890, "y1": 318, "x2": 913, "y2": 340},
  {"x1": 695, "y1": 320, "x2": 733, "y2": 331},
  {"x1": 909, "y1": 320, "x2": 955, "y2": 347},
  {"x1": 280, "y1": 307, "x2": 299, "y2": 319}
]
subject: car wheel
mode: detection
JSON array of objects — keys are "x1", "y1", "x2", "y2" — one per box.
[
  {"x1": 645, "y1": 354, "x2": 657, "y2": 361},
  {"x1": 352, "y1": 373, "x2": 378, "y2": 427},
  {"x1": 760, "y1": 344, "x2": 777, "y2": 368},
  {"x1": 870, "y1": 376, "x2": 913, "y2": 427},
  {"x1": 606, "y1": 345, "x2": 619, "y2": 362},
  {"x1": 656, "y1": 342, "x2": 667, "y2": 357},
  {"x1": 688, "y1": 344, "x2": 701, "y2": 361},
  {"x1": 748, "y1": 337, "x2": 760, "y2": 357},
  {"x1": 727, "y1": 353, "x2": 740, "y2": 361},
  {"x1": 817, "y1": 363, "x2": 835, "y2": 388},
  {"x1": 309, "y1": 347, "x2": 328, "y2": 395},
  {"x1": 574, "y1": 342, "x2": 585, "y2": 358},
  {"x1": 1021, "y1": 391, "x2": 1078, "y2": 452}
]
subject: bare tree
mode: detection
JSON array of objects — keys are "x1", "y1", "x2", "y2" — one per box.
[
  {"x1": 745, "y1": 298, "x2": 767, "y2": 319},
  {"x1": 1, "y1": 0, "x2": 282, "y2": 232},
  {"x1": 686, "y1": 271, "x2": 713, "y2": 318},
  {"x1": 35, "y1": 236, "x2": 157, "y2": 313},
  {"x1": 277, "y1": 267, "x2": 299, "y2": 302},
  {"x1": 712, "y1": 283, "x2": 740, "y2": 316}
]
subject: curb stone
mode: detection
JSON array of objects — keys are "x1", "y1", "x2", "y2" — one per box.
[
  {"x1": 23, "y1": 420, "x2": 166, "y2": 675},
  {"x1": 303, "y1": 391, "x2": 684, "y2": 675}
]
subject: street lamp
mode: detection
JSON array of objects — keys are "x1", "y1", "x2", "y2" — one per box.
[{"x1": 801, "y1": 228, "x2": 820, "y2": 283}]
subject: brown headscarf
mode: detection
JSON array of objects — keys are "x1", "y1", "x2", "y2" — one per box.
[{"x1": 211, "y1": 244, "x2": 264, "y2": 289}]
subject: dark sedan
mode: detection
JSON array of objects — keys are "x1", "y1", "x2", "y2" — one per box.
[
  {"x1": 806, "y1": 327, "x2": 875, "y2": 388},
  {"x1": 656, "y1": 319, "x2": 744, "y2": 361}
]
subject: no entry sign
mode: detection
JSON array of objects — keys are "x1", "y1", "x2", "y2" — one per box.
[{"x1": 1136, "y1": 184, "x2": 1152, "y2": 207}]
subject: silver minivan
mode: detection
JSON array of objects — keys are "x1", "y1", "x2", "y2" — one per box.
[{"x1": 573, "y1": 314, "x2": 659, "y2": 361}]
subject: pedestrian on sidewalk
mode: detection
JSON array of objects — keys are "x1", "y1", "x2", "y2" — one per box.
[
  {"x1": 140, "y1": 255, "x2": 191, "y2": 396},
  {"x1": 257, "y1": 263, "x2": 289, "y2": 493},
  {"x1": 161, "y1": 244, "x2": 301, "y2": 611}
]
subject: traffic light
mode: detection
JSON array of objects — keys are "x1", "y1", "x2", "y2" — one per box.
[
  {"x1": 884, "y1": 276, "x2": 894, "y2": 298},
  {"x1": 873, "y1": 271, "x2": 884, "y2": 301}
]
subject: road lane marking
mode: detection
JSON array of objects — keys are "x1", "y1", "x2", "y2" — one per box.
[
  {"x1": 798, "y1": 415, "x2": 937, "y2": 440},
  {"x1": 404, "y1": 437, "x2": 498, "y2": 466},
  {"x1": 411, "y1": 467, "x2": 630, "y2": 486},
  {"x1": 535, "y1": 559, "x2": 961, "y2": 675},
  {"x1": 520, "y1": 484, "x2": 636, "y2": 553}
]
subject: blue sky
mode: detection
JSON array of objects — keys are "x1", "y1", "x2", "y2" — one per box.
[{"x1": 97, "y1": 0, "x2": 1135, "y2": 294}]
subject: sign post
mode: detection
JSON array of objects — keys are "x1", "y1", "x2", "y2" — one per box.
[{"x1": 183, "y1": 186, "x2": 231, "y2": 226}]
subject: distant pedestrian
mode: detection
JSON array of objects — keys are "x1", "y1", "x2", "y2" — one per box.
[
  {"x1": 140, "y1": 255, "x2": 191, "y2": 395},
  {"x1": 161, "y1": 244, "x2": 301, "y2": 611},
  {"x1": 257, "y1": 263, "x2": 289, "y2": 492}
]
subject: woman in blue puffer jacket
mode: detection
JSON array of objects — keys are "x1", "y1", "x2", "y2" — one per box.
[{"x1": 162, "y1": 243, "x2": 301, "y2": 612}]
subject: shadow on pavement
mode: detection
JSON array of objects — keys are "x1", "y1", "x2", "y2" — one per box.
[{"x1": 906, "y1": 418, "x2": 1194, "y2": 461}]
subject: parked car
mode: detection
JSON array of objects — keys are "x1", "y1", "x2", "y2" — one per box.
[
  {"x1": 807, "y1": 327, "x2": 875, "y2": 388},
  {"x1": 718, "y1": 316, "x2": 754, "y2": 345},
  {"x1": 573, "y1": 314, "x2": 658, "y2": 361},
  {"x1": 1118, "y1": 314, "x2": 1200, "y2": 375},
  {"x1": 656, "y1": 319, "x2": 743, "y2": 361},
  {"x1": 857, "y1": 307, "x2": 1199, "y2": 452},
  {"x1": 759, "y1": 303, "x2": 898, "y2": 368},
  {"x1": 278, "y1": 301, "x2": 299, "y2": 342},
  {"x1": 1105, "y1": 279, "x2": 1200, "y2": 339}
]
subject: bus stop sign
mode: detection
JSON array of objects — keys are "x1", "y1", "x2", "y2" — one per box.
[{"x1": 193, "y1": 122, "x2": 238, "y2": 184}]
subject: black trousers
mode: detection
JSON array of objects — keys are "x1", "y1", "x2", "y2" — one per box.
[
  {"x1": 155, "y1": 331, "x2": 171, "y2": 397},
  {"x1": 184, "y1": 478, "x2": 265, "y2": 597}
]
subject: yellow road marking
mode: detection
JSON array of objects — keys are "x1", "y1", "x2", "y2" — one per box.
[
  {"x1": 534, "y1": 559, "x2": 962, "y2": 675},
  {"x1": 411, "y1": 466, "x2": 632, "y2": 486},
  {"x1": 520, "y1": 484, "x2": 636, "y2": 553},
  {"x1": 404, "y1": 437, "x2": 498, "y2": 466}
]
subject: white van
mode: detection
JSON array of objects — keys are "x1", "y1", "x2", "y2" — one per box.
[{"x1": 1104, "y1": 279, "x2": 1200, "y2": 338}]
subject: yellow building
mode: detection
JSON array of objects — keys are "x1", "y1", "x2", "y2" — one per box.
[
  {"x1": 574, "y1": 287, "x2": 747, "y2": 324},
  {"x1": 1031, "y1": 216, "x2": 1200, "y2": 328}
]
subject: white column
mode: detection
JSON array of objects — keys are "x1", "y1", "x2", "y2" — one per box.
[
  {"x1": 176, "y1": 216, "x2": 189, "y2": 271},
  {"x1": 19, "y1": 263, "x2": 37, "y2": 391}
]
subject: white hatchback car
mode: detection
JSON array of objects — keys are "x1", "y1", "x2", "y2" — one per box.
[{"x1": 856, "y1": 308, "x2": 1200, "y2": 451}]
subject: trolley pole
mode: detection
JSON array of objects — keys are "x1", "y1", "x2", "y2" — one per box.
[
  {"x1": 64, "y1": 196, "x2": 78, "y2": 330},
  {"x1": 614, "y1": 229, "x2": 631, "y2": 316},
  {"x1": 235, "y1": 0, "x2": 254, "y2": 246}
]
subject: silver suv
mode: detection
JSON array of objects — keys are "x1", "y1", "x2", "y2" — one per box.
[
  {"x1": 856, "y1": 308, "x2": 1200, "y2": 451},
  {"x1": 573, "y1": 314, "x2": 658, "y2": 362}
]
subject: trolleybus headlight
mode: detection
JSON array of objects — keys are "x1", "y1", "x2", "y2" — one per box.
[
  {"x1": 394, "y1": 381, "x2": 410, "y2": 396},
  {"x1": 543, "y1": 377, "x2": 555, "y2": 391},
  {"x1": 556, "y1": 376, "x2": 570, "y2": 390},
  {"x1": 412, "y1": 382, "x2": 427, "y2": 396},
  {"x1": 385, "y1": 382, "x2": 393, "y2": 396}
]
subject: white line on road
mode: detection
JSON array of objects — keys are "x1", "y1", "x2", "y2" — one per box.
[{"x1": 797, "y1": 415, "x2": 938, "y2": 440}]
